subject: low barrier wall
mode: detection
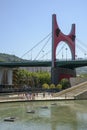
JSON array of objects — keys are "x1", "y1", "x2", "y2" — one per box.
[
  {"x1": 75, "y1": 91, "x2": 87, "y2": 99},
  {"x1": 70, "y1": 77, "x2": 87, "y2": 86}
]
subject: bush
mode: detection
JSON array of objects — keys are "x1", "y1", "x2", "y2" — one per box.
[
  {"x1": 56, "y1": 84, "x2": 62, "y2": 90},
  {"x1": 60, "y1": 78, "x2": 70, "y2": 89},
  {"x1": 42, "y1": 83, "x2": 49, "y2": 89},
  {"x1": 49, "y1": 84, "x2": 55, "y2": 89}
]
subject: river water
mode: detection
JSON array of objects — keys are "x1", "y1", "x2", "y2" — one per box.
[{"x1": 0, "y1": 100, "x2": 87, "y2": 130}]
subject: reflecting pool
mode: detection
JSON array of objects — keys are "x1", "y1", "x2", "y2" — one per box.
[{"x1": 0, "y1": 100, "x2": 87, "y2": 130}]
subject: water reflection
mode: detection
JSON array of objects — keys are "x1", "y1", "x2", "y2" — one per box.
[{"x1": 0, "y1": 100, "x2": 87, "y2": 130}]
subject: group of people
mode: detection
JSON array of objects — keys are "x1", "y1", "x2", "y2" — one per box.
[{"x1": 18, "y1": 92, "x2": 54, "y2": 100}]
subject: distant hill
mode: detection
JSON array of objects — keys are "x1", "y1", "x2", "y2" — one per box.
[{"x1": 0, "y1": 53, "x2": 27, "y2": 62}]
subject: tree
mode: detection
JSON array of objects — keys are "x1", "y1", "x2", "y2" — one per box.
[
  {"x1": 16, "y1": 69, "x2": 51, "y2": 88},
  {"x1": 60, "y1": 78, "x2": 70, "y2": 89}
]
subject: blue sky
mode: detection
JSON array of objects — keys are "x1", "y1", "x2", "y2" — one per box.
[{"x1": 0, "y1": 0, "x2": 87, "y2": 60}]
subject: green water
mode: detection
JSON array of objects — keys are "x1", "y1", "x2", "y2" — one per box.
[{"x1": 0, "y1": 100, "x2": 87, "y2": 130}]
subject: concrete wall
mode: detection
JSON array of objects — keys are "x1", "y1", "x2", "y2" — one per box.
[
  {"x1": 20, "y1": 67, "x2": 51, "y2": 72},
  {"x1": 70, "y1": 77, "x2": 87, "y2": 86},
  {"x1": 0, "y1": 68, "x2": 13, "y2": 85},
  {"x1": 75, "y1": 91, "x2": 87, "y2": 99},
  {"x1": 51, "y1": 67, "x2": 76, "y2": 85}
]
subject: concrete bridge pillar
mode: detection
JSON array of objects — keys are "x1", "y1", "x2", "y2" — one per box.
[
  {"x1": 0, "y1": 68, "x2": 4, "y2": 85},
  {"x1": 51, "y1": 67, "x2": 76, "y2": 85},
  {"x1": 0, "y1": 68, "x2": 13, "y2": 85},
  {"x1": 7, "y1": 69, "x2": 13, "y2": 85}
]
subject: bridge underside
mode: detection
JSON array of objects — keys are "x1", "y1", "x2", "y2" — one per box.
[
  {"x1": 0, "y1": 68, "x2": 13, "y2": 85},
  {"x1": 51, "y1": 67, "x2": 76, "y2": 85}
]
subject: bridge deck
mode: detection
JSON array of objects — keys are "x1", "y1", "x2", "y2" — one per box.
[{"x1": 0, "y1": 60, "x2": 87, "y2": 68}]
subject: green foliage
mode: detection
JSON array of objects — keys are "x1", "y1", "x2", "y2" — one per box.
[
  {"x1": 17, "y1": 69, "x2": 51, "y2": 88},
  {"x1": 60, "y1": 78, "x2": 70, "y2": 89},
  {"x1": 56, "y1": 84, "x2": 62, "y2": 90},
  {"x1": 0, "y1": 53, "x2": 27, "y2": 62},
  {"x1": 79, "y1": 73, "x2": 87, "y2": 77},
  {"x1": 42, "y1": 83, "x2": 49, "y2": 89},
  {"x1": 16, "y1": 69, "x2": 70, "y2": 90},
  {"x1": 37, "y1": 71, "x2": 51, "y2": 85},
  {"x1": 49, "y1": 84, "x2": 55, "y2": 89}
]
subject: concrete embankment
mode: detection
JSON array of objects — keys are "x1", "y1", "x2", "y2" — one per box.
[{"x1": 54, "y1": 81, "x2": 87, "y2": 100}]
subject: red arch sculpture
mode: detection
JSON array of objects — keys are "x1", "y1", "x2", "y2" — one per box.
[
  {"x1": 52, "y1": 14, "x2": 76, "y2": 67},
  {"x1": 51, "y1": 14, "x2": 76, "y2": 85}
]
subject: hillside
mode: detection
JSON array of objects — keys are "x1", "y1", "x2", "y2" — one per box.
[{"x1": 0, "y1": 53, "x2": 27, "y2": 62}]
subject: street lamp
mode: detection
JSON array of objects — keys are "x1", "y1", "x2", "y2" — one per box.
[{"x1": 62, "y1": 48, "x2": 64, "y2": 60}]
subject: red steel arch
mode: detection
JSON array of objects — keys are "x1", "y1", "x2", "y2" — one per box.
[{"x1": 52, "y1": 14, "x2": 75, "y2": 67}]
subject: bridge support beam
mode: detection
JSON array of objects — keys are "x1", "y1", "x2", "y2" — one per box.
[
  {"x1": 0, "y1": 68, "x2": 4, "y2": 85},
  {"x1": 51, "y1": 67, "x2": 76, "y2": 85},
  {"x1": 0, "y1": 68, "x2": 13, "y2": 85},
  {"x1": 7, "y1": 69, "x2": 13, "y2": 85}
]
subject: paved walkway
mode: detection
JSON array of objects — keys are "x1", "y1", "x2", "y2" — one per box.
[{"x1": 0, "y1": 92, "x2": 73, "y2": 103}]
